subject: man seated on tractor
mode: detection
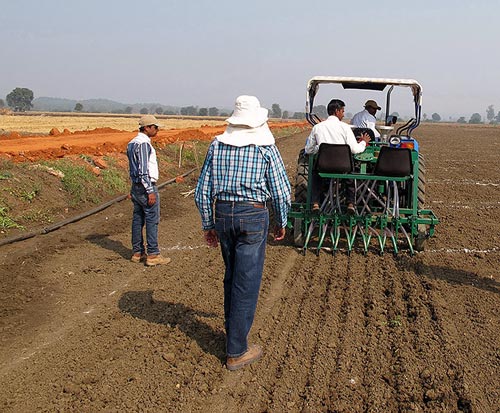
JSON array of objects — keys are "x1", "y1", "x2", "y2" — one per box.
[
  {"x1": 304, "y1": 99, "x2": 371, "y2": 214},
  {"x1": 351, "y1": 99, "x2": 381, "y2": 141}
]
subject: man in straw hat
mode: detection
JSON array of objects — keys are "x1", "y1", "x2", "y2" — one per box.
[
  {"x1": 127, "y1": 114, "x2": 171, "y2": 267},
  {"x1": 351, "y1": 99, "x2": 382, "y2": 141},
  {"x1": 195, "y1": 95, "x2": 291, "y2": 370}
]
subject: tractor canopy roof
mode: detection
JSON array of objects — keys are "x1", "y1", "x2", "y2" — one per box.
[
  {"x1": 306, "y1": 76, "x2": 423, "y2": 135},
  {"x1": 307, "y1": 76, "x2": 422, "y2": 101}
]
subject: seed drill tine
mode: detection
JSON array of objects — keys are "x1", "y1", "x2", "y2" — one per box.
[
  {"x1": 359, "y1": 216, "x2": 372, "y2": 254},
  {"x1": 345, "y1": 216, "x2": 357, "y2": 253},
  {"x1": 329, "y1": 214, "x2": 342, "y2": 254}
]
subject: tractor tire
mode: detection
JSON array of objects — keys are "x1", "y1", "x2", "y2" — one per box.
[
  {"x1": 294, "y1": 149, "x2": 309, "y2": 203},
  {"x1": 293, "y1": 218, "x2": 304, "y2": 247},
  {"x1": 418, "y1": 153, "x2": 426, "y2": 208},
  {"x1": 415, "y1": 153, "x2": 427, "y2": 251},
  {"x1": 293, "y1": 150, "x2": 309, "y2": 247}
]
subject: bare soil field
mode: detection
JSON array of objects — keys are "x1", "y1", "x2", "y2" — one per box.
[{"x1": 0, "y1": 123, "x2": 499, "y2": 412}]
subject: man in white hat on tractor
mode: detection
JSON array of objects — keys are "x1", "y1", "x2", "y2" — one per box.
[
  {"x1": 351, "y1": 99, "x2": 382, "y2": 141},
  {"x1": 195, "y1": 95, "x2": 291, "y2": 371}
]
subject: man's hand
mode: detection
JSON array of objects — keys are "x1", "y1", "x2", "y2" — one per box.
[
  {"x1": 359, "y1": 132, "x2": 371, "y2": 144},
  {"x1": 274, "y1": 226, "x2": 286, "y2": 241},
  {"x1": 147, "y1": 192, "x2": 157, "y2": 206},
  {"x1": 204, "y1": 229, "x2": 219, "y2": 248}
]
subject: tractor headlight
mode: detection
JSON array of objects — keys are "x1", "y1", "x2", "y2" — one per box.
[{"x1": 389, "y1": 136, "x2": 401, "y2": 146}]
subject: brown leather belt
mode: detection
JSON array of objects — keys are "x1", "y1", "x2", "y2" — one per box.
[{"x1": 216, "y1": 200, "x2": 266, "y2": 209}]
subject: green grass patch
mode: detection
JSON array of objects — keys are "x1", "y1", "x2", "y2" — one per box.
[
  {"x1": 0, "y1": 206, "x2": 24, "y2": 230},
  {"x1": 0, "y1": 171, "x2": 13, "y2": 180},
  {"x1": 19, "y1": 183, "x2": 42, "y2": 202},
  {"x1": 102, "y1": 168, "x2": 128, "y2": 193},
  {"x1": 2, "y1": 184, "x2": 42, "y2": 203},
  {"x1": 20, "y1": 209, "x2": 54, "y2": 224},
  {"x1": 44, "y1": 160, "x2": 100, "y2": 205},
  {"x1": 382, "y1": 315, "x2": 403, "y2": 328}
]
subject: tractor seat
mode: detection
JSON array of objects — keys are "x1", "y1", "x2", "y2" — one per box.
[
  {"x1": 373, "y1": 146, "x2": 412, "y2": 177},
  {"x1": 315, "y1": 143, "x2": 353, "y2": 173}
]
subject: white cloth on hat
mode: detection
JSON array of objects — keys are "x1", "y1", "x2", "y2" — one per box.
[{"x1": 215, "y1": 123, "x2": 275, "y2": 147}]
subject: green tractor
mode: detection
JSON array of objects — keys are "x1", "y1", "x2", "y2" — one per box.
[{"x1": 288, "y1": 76, "x2": 439, "y2": 255}]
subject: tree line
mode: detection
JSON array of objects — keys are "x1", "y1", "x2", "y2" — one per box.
[
  {"x1": 2, "y1": 87, "x2": 500, "y2": 124},
  {"x1": 0, "y1": 87, "x2": 307, "y2": 119}
]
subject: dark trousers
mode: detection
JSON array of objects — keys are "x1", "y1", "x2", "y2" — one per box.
[
  {"x1": 214, "y1": 202, "x2": 269, "y2": 357},
  {"x1": 130, "y1": 183, "x2": 160, "y2": 255}
]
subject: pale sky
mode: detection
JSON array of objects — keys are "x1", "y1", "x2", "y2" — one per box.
[{"x1": 1, "y1": 0, "x2": 499, "y2": 119}]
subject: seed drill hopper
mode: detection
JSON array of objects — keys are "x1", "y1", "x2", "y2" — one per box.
[{"x1": 288, "y1": 76, "x2": 439, "y2": 255}]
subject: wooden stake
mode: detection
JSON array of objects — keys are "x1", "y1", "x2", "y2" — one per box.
[{"x1": 178, "y1": 143, "x2": 184, "y2": 168}]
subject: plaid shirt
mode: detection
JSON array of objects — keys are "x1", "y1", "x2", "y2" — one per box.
[{"x1": 195, "y1": 141, "x2": 291, "y2": 230}]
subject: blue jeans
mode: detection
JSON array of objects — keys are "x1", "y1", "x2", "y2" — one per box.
[
  {"x1": 215, "y1": 201, "x2": 269, "y2": 358},
  {"x1": 130, "y1": 183, "x2": 160, "y2": 255}
]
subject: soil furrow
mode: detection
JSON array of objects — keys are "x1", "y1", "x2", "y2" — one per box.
[
  {"x1": 296, "y1": 253, "x2": 346, "y2": 412},
  {"x1": 359, "y1": 256, "x2": 400, "y2": 412},
  {"x1": 263, "y1": 254, "x2": 334, "y2": 411}
]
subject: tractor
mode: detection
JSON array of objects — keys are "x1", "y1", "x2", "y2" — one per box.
[{"x1": 288, "y1": 76, "x2": 439, "y2": 255}]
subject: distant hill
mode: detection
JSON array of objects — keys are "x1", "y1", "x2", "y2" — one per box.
[{"x1": 32, "y1": 97, "x2": 180, "y2": 114}]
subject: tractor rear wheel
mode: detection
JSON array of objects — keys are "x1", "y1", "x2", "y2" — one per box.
[
  {"x1": 293, "y1": 149, "x2": 309, "y2": 247},
  {"x1": 294, "y1": 149, "x2": 309, "y2": 203},
  {"x1": 415, "y1": 153, "x2": 427, "y2": 251},
  {"x1": 418, "y1": 153, "x2": 426, "y2": 207},
  {"x1": 293, "y1": 218, "x2": 304, "y2": 247}
]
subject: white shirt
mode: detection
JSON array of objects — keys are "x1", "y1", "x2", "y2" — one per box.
[
  {"x1": 128, "y1": 132, "x2": 159, "y2": 183},
  {"x1": 351, "y1": 109, "x2": 380, "y2": 138},
  {"x1": 304, "y1": 115, "x2": 367, "y2": 155}
]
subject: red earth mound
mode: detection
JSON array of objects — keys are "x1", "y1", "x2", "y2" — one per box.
[{"x1": 0, "y1": 122, "x2": 308, "y2": 162}]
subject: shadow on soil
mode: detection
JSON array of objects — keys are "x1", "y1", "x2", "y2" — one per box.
[
  {"x1": 118, "y1": 290, "x2": 225, "y2": 361},
  {"x1": 86, "y1": 233, "x2": 131, "y2": 260},
  {"x1": 398, "y1": 256, "x2": 500, "y2": 294}
]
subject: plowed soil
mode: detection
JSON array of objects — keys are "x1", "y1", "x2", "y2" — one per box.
[{"x1": 1, "y1": 123, "x2": 499, "y2": 412}]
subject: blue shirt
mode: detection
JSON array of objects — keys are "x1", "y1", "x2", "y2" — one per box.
[{"x1": 195, "y1": 140, "x2": 291, "y2": 230}]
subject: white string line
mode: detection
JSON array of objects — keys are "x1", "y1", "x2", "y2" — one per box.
[
  {"x1": 432, "y1": 200, "x2": 500, "y2": 204},
  {"x1": 430, "y1": 200, "x2": 500, "y2": 209},
  {"x1": 424, "y1": 247, "x2": 499, "y2": 254},
  {"x1": 315, "y1": 246, "x2": 499, "y2": 255},
  {"x1": 427, "y1": 179, "x2": 499, "y2": 186},
  {"x1": 163, "y1": 243, "x2": 209, "y2": 251}
]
